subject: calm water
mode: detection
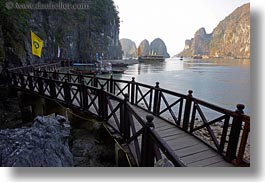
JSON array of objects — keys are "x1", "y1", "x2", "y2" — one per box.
[
  {"x1": 64, "y1": 58, "x2": 250, "y2": 114},
  {"x1": 117, "y1": 58, "x2": 250, "y2": 114}
]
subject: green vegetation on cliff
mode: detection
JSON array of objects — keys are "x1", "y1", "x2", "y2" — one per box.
[{"x1": 0, "y1": 0, "x2": 122, "y2": 69}]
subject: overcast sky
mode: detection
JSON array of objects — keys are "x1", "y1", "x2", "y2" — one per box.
[{"x1": 113, "y1": 0, "x2": 250, "y2": 56}]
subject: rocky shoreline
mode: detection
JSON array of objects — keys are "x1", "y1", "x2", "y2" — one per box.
[
  {"x1": 0, "y1": 114, "x2": 73, "y2": 167},
  {"x1": 0, "y1": 85, "x2": 116, "y2": 167}
]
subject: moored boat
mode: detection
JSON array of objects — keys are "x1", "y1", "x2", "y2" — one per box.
[
  {"x1": 111, "y1": 63, "x2": 129, "y2": 67},
  {"x1": 112, "y1": 69, "x2": 125, "y2": 74},
  {"x1": 138, "y1": 55, "x2": 165, "y2": 62}
]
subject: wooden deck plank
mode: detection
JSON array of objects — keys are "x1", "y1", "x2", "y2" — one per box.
[
  {"x1": 206, "y1": 160, "x2": 234, "y2": 167},
  {"x1": 167, "y1": 137, "x2": 200, "y2": 151},
  {"x1": 155, "y1": 122, "x2": 173, "y2": 129},
  {"x1": 187, "y1": 155, "x2": 225, "y2": 167},
  {"x1": 157, "y1": 127, "x2": 184, "y2": 137},
  {"x1": 175, "y1": 143, "x2": 210, "y2": 157},
  {"x1": 156, "y1": 125, "x2": 177, "y2": 132},
  {"x1": 162, "y1": 132, "x2": 189, "y2": 141},
  {"x1": 179, "y1": 149, "x2": 218, "y2": 164}
]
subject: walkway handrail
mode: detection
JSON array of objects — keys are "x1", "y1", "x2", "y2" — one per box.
[
  {"x1": 126, "y1": 104, "x2": 185, "y2": 167},
  {"x1": 7, "y1": 62, "x2": 60, "y2": 73},
  {"x1": 7, "y1": 67, "x2": 250, "y2": 166}
]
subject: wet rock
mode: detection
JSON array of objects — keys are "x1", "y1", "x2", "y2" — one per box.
[
  {"x1": 0, "y1": 115, "x2": 73, "y2": 167},
  {"x1": 0, "y1": 86, "x2": 23, "y2": 129},
  {"x1": 71, "y1": 125, "x2": 116, "y2": 167}
]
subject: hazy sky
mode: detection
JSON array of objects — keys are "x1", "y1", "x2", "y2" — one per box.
[{"x1": 113, "y1": 0, "x2": 250, "y2": 56}]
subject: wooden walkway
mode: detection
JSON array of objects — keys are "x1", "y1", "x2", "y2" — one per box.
[
  {"x1": 130, "y1": 105, "x2": 233, "y2": 167},
  {"x1": 7, "y1": 63, "x2": 250, "y2": 167}
]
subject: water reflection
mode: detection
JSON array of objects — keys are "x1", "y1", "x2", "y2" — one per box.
[
  {"x1": 121, "y1": 58, "x2": 250, "y2": 114},
  {"x1": 184, "y1": 58, "x2": 250, "y2": 69}
]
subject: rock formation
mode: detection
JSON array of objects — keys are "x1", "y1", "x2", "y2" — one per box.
[
  {"x1": 149, "y1": 38, "x2": 170, "y2": 58},
  {"x1": 0, "y1": 115, "x2": 73, "y2": 167},
  {"x1": 119, "y1": 38, "x2": 138, "y2": 59},
  {"x1": 210, "y1": 3, "x2": 250, "y2": 58},
  {"x1": 138, "y1": 39, "x2": 150, "y2": 57},
  {"x1": 178, "y1": 3, "x2": 250, "y2": 59},
  {"x1": 192, "y1": 28, "x2": 212, "y2": 56},
  {"x1": 0, "y1": 0, "x2": 122, "y2": 72}
]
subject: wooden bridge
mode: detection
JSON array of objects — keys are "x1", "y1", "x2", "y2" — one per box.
[{"x1": 7, "y1": 63, "x2": 250, "y2": 167}]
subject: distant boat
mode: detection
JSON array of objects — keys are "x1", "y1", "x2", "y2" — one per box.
[
  {"x1": 193, "y1": 55, "x2": 203, "y2": 59},
  {"x1": 97, "y1": 62, "x2": 112, "y2": 74},
  {"x1": 70, "y1": 62, "x2": 112, "y2": 75},
  {"x1": 112, "y1": 69, "x2": 125, "y2": 74},
  {"x1": 138, "y1": 55, "x2": 165, "y2": 62},
  {"x1": 111, "y1": 63, "x2": 129, "y2": 67}
]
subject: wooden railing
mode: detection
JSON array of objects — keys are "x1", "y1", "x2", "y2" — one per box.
[
  {"x1": 7, "y1": 62, "x2": 61, "y2": 74},
  {"x1": 7, "y1": 68, "x2": 250, "y2": 166}
]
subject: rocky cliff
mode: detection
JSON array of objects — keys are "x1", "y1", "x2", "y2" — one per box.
[
  {"x1": 137, "y1": 38, "x2": 170, "y2": 58},
  {"x1": 0, "y1": 0, "x2": 122, "y2": 71},
  {"x1": 119, "y1": 38, "x2": 137, "y2": 58},
  {"x1": 210, "y1": 3, "x2": 250, "y2": 58},
  {"x1": 138, "y1": 39, "x2": 150, "y2": 57},
  {"x1": 149, "y1": 38, "x2": 170, "y2": 58},
  {"x1": 178, "y1": 3, "x2": 250, "y2": 59}
]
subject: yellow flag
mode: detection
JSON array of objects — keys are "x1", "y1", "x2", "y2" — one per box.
[{"x1": 31, "y1": 31, "x2": 43, "y2": 58}]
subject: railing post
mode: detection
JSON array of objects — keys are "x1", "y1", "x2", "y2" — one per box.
[
  {"x1": 141, "y1": 115, "x2": 155, "y2": 167},
  {"x1": 120, "y1": 94, "x2": 130, "y2": 141},
  {"x1": 80, "y1": 78, "x2": 88, "y2": 111},
  {"x1": 130, "y1": 77, "x2": 135, "y2": 104},
  {"x1": 43, "y1": 70, "x2": 48, "y2": 78},
  {"x1": 98, "y1": 85, "x2": 108, "y2": 121},
  {"x1": 66, "y1": 71, "x2": 71, "y2": 82},
  {"x1": 153, "y1": 82, "x2": 161, "y2": 116},
  {"x1": 28, "y1": 73, "x2": 34, "y2": 92},
  {"x1": 226, "y1": 104, "x2": 245, "y2": 162},
  {"x1": 78, "y1": 74, "x2": 83, "y2": 84},
  {"x1": 37, "y1": 77, "x2": 44, "y2": 94},
  {"x1": 19, "y1": 74, "x2": 25, "y2": 89},
  {"x1": 6, "y1": 71, "x2": 11, "y2": 87},
  {"x1": 52, "y1": 70, "x2": 58, "y2": 80},
  {"x1": 183, "y1": 90, "x2": 193, "y2": 131},
  {"x1": 63, "y1": 79, "x2": 71, "y2": 106},
  {"x1": 12, "y1": 73, "x2": 18, "y2": 87},
  {"x1": 110, "y1": 75, "x2": 114, "y2": 94},
  {"x1": 93, "y1": 75, "x2": 98, "y2": 88},
  {"x1": 33, "y1": 69, "x2": 36, "y2": 77},
  {"x1": 49, "y1": 76, "x2": 56, "y2": 98}
]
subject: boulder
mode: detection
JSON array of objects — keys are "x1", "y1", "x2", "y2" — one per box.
[{"x1": 0, "y1": 115, "x2": 73, "y2": 167}]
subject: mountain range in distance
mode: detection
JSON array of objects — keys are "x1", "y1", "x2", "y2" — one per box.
[{"x1": 120, "y1": 38, "x2": 170, "y2": 59}]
